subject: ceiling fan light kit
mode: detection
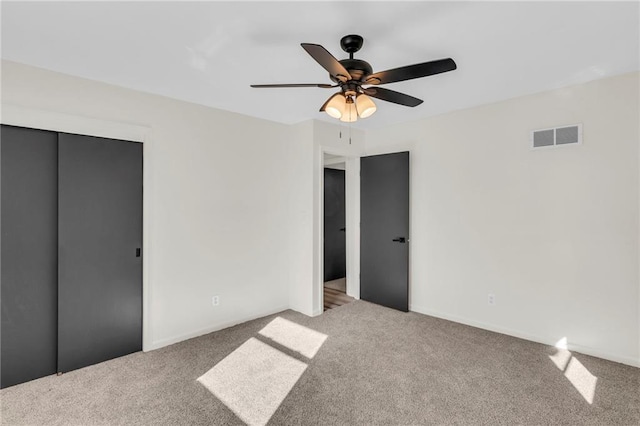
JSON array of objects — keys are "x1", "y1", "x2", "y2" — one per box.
[
  {"x1": 356, "y1": 93, "x2": 377, "y2": 118},
  {"x1": 251, "y1": 34, "x2": 457, "y2": 123},
  {"x1": 324, "y1": 93, "x2": 345, "y2": 119},
  {"x1": 340, "y1": 96, "x2": 358, "y2": 123},
  {"x1": 323, "y1": 91, "x2": 377, "y2": 121}
]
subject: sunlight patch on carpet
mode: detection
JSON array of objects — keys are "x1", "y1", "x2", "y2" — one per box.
[
  {"x1": 197, "y1": 337, "x2": 307, "y2": 426},
  {"x1": 549, "y1": 348, "x2": 572, "y2": 370},
  {"x1": 258, "y1": 317, "x2": 328, "y2": 359},
  {"x1": 548, "y1": 338, "x2": 598, "y2": 404},
  {"x1": 564, "y1": 356, "x2": 598, "y2": 404}
]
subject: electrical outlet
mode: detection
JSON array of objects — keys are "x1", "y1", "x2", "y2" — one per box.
[
  {"x1": 488, "y1": 293, "x2": 496, "y2": 306},
  {"x1": 212, "y1": 296, "x2": 220, "y2": 306}
]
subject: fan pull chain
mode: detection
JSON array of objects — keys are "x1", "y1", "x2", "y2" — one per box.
[{"x1": 339, "y1": 124, "x2": 351, "y2": 145}]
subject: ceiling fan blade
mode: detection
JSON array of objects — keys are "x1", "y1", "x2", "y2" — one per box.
[
  {"x1": 301, "y1": 43, "x2": 351, "y2": 83},
  {"x1": 364, "y1": 58, "x2": 456, "y2": 85},
  {"x1": 363, "y1": 87, "x2": 423, "y2": 107},
  {"x1": 251, "y1": 83, "x2": 336, "y2": 88}
]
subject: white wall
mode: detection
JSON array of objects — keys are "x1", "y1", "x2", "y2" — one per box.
[
  {"x1": 286, "y1": 120, "x2": 315, "y2": 316},
  {"x1": 288, "y1": 119, "x2": 365, "y2": 316},
  {"x1": 365, "y1": 72, "x2": 640, "y2": 366},
  {"x1": 1, "y1": 60, "x2": 294, "y2": 350}
]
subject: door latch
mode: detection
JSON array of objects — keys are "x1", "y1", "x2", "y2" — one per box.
[{"x1": 392, "y1": 237, "x2": 406, "y2": 243}]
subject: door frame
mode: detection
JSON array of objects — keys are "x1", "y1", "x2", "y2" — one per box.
[
  {"x1": 1, "y1": 104, "x2": 154, "y2": 351},
  {"x1": 314, "y1": 145, "x2": 360, "y2": 315}
]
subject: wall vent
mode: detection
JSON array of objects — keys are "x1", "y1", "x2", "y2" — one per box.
[{"x1": 531, "y1": 124, "x2": 582, "y2": 149}]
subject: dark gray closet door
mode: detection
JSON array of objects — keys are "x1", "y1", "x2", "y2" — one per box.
[
  {"x1": 324, "y1": 168, "x2": 346, "y2": 282},
  {"x1": 58, "y1": 133, "x2": 142, "y2": 373},
  {"x1": 360, "y1": 152, "x2": 409, "y2": 312},
  {"x1": 1, "y1": 125, "x2": 58, "y2": 388}
]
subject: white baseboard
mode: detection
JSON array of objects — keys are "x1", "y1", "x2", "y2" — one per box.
[
  {"x1": 146, "y1": 304, "x2": 290, "y2": 351},
  {"x1": 410, "y1": 304, "x2": 640, "y2": 368}
]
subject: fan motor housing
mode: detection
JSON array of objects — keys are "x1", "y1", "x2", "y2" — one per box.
[{"x1": 330, "y1": 59, "x2": 373, "y2": 83}]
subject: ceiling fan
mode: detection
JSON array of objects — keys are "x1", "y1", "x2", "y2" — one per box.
[{"x1": 250, "y1": 34, "x2": 457, "y2": 122}]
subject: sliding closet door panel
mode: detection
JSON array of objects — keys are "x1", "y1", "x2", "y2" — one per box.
[
  {"x1": 58, "y1": 133, "x2": 142, "y2": 373},
  {"x1": 1, "y1": 125, "x2": 58, "y2": 388}
]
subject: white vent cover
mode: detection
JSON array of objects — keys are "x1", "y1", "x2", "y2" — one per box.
[{"x1": 531, "y1": 124, "x2": 582, "y2": 149}]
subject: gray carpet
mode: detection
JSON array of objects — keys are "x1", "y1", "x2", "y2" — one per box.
[{"x1": 1, "y1": 300, "x2": 638, "y2": 425}]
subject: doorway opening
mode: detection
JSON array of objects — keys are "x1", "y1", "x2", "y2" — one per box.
[{"x1": 323, "y1": 153, "x2": 355, "y2": 311}]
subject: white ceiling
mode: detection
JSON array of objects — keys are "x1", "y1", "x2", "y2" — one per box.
[{"x1": 2, "y1": 1, "x2": 638, "y2": 129}]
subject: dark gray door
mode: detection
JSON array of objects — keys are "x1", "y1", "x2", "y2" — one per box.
[
  {"x1": 1, "y1": 125, "x2": 58, "y2": 388},
  {"x1": 58, "y1": 133, "x2": 142, "y2": 373},
  {"x1": 360, "y1": 151, "x2": 409, "y2": 312},
  {"x1": 324, "y1": 168, "x2": 346, "y2": 282}
]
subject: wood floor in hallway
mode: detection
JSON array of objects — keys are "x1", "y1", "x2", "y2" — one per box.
[{"x1": 323, "y1": 278, "x2": 354, "y2": 311}]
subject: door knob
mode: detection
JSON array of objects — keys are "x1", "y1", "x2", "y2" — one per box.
[{"x1": 392, "y1": 237, "x2": 406, "y2": 243}]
